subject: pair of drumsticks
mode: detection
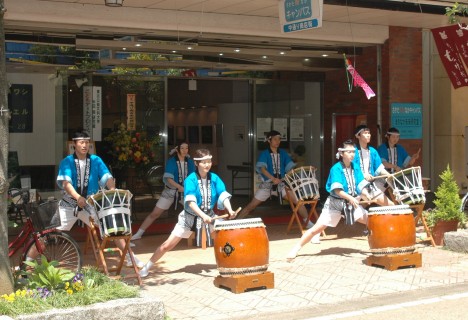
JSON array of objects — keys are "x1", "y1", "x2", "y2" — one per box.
[{"x1": 212, "y1": 207, "x2": 242, "y2": 222}]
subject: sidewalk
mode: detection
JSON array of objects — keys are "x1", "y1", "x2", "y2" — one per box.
[{"x1": 84, "y1": 216, "x2": 468, "y2": 320}]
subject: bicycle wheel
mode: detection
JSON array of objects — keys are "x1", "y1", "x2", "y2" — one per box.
[
  {"x1": 22, "y1": 231, "x2": 82, "y2": 273},
  {"x1": 461, "y1": 194, "x2": 468, "y2": 228}
]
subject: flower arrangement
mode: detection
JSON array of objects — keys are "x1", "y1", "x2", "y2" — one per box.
[{"x1": 104, "y1": 122, "x2": 160, "y2": 172}]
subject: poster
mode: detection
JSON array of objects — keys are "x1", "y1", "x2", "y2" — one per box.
[
  {"x1": 257, "y1": 118, "x2": 272, "y2": 141},
  {"x1": 290, "y1": 118, "x2": 304, "y2": 141},
  {"x1": 390, "y1": 103, "x2": 422, "y2": 139},
  {"x1": 8, "y1": 84, "x2": 33, "y2": 133},
  {"x1": 127, "y1": 94, "x2": 136, "y2": 131},
  {"x1": 273, "y1": 118, "x2": 288, "y2": 140}
]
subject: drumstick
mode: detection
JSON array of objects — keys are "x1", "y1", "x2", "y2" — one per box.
[
  {"x1": 371, "y1": 173, "x2": 393, "y2": 180},
  {"x1": 212, "y1": 207, "x2": 242, "y2": 221}
]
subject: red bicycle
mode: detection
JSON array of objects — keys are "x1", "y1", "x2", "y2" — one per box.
[{"x1": 8, "y1": 188, "x2": 82, "y2": 272}]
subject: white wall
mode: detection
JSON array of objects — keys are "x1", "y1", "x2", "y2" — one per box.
[{"x1": 7, "y1": 73, "x2": 57, "y2": 166}]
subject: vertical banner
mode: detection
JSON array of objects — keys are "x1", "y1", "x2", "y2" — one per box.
[
  {"x1": 431, "y1": 25, "x2": 468, "y2": 88},
  {"x1": 390, "y1": 103, "x2": 422, "y2": 139},
  {"x1": 127, "y1": 94, "x2": 136, "y2": 131},
  {"x1": 92, "y1": 86, "x2": 102, "y2": 141},
  {"x1": 83, "y1": 86, "x2": 93, "y2": 137},
  {"x1": 279, "y1": 0, "x2": 322, "y2": 33}
]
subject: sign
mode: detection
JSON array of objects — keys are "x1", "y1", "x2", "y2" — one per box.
[
  {"x1": 278, "y1": 0, "x2": 322, "y2": 33},
  {"x1": 83, "y1": 86, "x2": 102, "y2": 141},
  {"x1": 390, "y1": 103, "x2": 422, "y2": 139},
  {"x1": 127, "y1": 94, "x2": 136, "y2": 131},
  {"x1": 431, "y1": 25, "x2": 468, "y2": 88},
  {"x1": 92, "y1": 86, "x2": 102, "y2": 141},
  {"x1": 83, "y1": 86, "x2": 93, "y2": 137},
  {"x1": 8, "y1": 84, "x2": 33, "y2": 132}
]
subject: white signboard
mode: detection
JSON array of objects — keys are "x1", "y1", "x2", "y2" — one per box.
[
  {"x1": 83, "y1": 86, "x2": 102, "y2": 141},
  {"x1": 273, "y1": 118, "x2": 288, "y2": 140},
  {"x1": 278, "y1": 0, "x2": 323, "y2": 33},
  {"x1": 290, "y1": 118, "x2": 304, "y2": 141},
  {"x1": 257, "y1": 118, "x2": 272, "y2": 141}
]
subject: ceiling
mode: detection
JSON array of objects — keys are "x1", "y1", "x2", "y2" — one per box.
[{"x1": 4, "y1": 0, "x2": 468, "y2": 73}]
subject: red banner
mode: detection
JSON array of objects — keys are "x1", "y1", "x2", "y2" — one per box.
[{"x1": 431, "y1": 25, "x2": 468, "y2": 89}]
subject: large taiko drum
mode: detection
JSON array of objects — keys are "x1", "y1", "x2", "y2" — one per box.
[
  {"x1": 213, "y1": 218, "x2": 269, "y2": 277},
  {"x1": 367, "y1": 205, "x2": 416, "y2": 256},
  {"x1": 87, "y1": 189, "x2": 133, "y2": 237}
]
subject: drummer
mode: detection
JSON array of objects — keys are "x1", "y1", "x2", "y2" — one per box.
[
  {"x1": 56, "y1": 131, "x2": 144, "y2": 268},
  {"x1": 237, "y1": 130, "x2": 313, "y2": 229},
  {"x1": 286, "y1": 139, "x2": 371, "y2": 261},
  {"x1": 131, "y1": 141, "x2": 195, "y2": 241},
  {"x1": 377, "y1": 127, "x2": 420, "y2": 173},
  {"x1": 139, "y1": 148, "x2": 238, "y2": 278},
  {"x1": 353, "y1": 125, "x2": 394, "y2": 206}
]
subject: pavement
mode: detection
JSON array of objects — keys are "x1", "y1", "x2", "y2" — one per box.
[{"x1": 80, "y1": 199, "x2": 468, "y2": 320}]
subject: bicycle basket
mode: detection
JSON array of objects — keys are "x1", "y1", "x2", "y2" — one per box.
[{"x1": 25, "y1": 200, "x2": 61, "y2": 231}]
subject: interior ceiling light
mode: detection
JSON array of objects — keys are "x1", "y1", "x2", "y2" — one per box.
[
  {"x1": 234, "y1": 49, "x2": 240, "y2": 52},
  {"x1": 135, "y1": 43, "x2": 142, "y2": 47},
  {"x1": 105, "y1": 0, "x2": 123, "y2": 7},
  {"x1": 322, "y1": 54, "x2": 329, "y2": 57}
]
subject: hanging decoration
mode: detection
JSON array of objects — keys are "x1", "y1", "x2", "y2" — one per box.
[{"x1": 344, "y1": 54, "x2": 376, "y2": 100}]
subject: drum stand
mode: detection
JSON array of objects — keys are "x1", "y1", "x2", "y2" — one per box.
[
  {"x1": 365, "y1": 252, "x2": 422, "y2": 271},
  {"x1": 285, "y1": 192, "x2": 326, "y2": 237},
  {"x1": 214, "y1": 272, "x2": 274, "y2": 294},
  {"x1": 85, "y1": 219, "x2": 142, "y2": 285},
  {"x1": 411, "y1": 203, "x2": 436, "y2": 246}
]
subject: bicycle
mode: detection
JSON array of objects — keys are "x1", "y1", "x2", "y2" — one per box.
[
  {"x1": 8, "y1": 189, "x2": 83, "y2": 273},
  {"x1": 460, "y1": 192, "x2": 468, "y2": 228}
]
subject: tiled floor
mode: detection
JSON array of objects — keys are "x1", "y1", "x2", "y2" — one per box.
[{"x1": 81, "y1": 205, "x2": 468, "y2": 320}]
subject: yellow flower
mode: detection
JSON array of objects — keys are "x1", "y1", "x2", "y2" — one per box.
[{"x1": 67, "y1": 289, "x2": 73, "y2": 295}]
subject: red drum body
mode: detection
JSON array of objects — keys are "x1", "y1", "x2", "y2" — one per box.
[
  {"x1": 367, "y1": 205, "x2": 415, "y2": 256},
  {"x1": 214, "y1": 218, "x2": 269, "y2": 277}
]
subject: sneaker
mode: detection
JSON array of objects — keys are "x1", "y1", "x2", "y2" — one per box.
[
  {"x1": 304, "y1": 219, "x2": 314, "y2": 229},
  {"x1": 130, "y1": 234, "x2": 142, "y2": 241},
  {"x1": 130, "y1": 242, "x2": 136, "y2": 248},
  {"x1": 139, "y1": 265, "x2": 149, "y2": 278},
  {"x1": 126, "y1": 258, "x2": 145, "y2": 268},
  {"x1": 310, "y1": 233, "x2": 320, "y2": 244}
]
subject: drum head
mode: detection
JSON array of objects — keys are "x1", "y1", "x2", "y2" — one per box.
[
  {"x1": 214, "y1": 218, "x2": 265, "y2": 230},
  {"x1": 368, "y1": 204, "x2": 413, "y2": 215}
]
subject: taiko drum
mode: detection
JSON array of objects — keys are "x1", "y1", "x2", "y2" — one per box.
[
  {"x1": 213, "y1": 218, "x2": 269, "y2": 277},
  {"x1": 367, "y1": 205, "x2": 416, "y2": 256}
]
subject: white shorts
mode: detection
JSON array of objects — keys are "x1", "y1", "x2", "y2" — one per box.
[
  {"x1": 57, "y1": 202, "x2": 98, "y2": 231},
  {"x1": 316, "y1": 197, "x2": 367, "y2": 227},
  {"x1": 170, "y1": 210, "x2": 215, "y2": 238},
  {"x1": 254, "y1": 181, "x2": 287, "y2": 202},
  {"x1": 155, "y1": 188, "x2": 183, "y2": 210}
]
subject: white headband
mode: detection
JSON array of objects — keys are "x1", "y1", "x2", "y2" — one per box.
[
  {"x1": 264, "y1": 134, "x2": 281, "y2": 142},
  {"x1": 72, "y1": 137, "x2": 91, "y2": 141},
  {"x1": 336, "y1": 147, "x2": 355, "y2": 159},
  {"x1": 386, "y1": 131, "x2": 400, "y2": 136},
  {"x1": 354, "y1": 128, "x2": 366, "y2": 137},
  {"x1": 194, "y1": 155, "x2": 212, "y2": 161}
]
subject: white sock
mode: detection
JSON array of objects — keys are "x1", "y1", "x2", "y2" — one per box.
[
  {"x1": 145, "y1": 261, "x2": 154, "y2": 270},
  {"x1": 134, "y1": 229, "x2": 145, "y2": 237}
]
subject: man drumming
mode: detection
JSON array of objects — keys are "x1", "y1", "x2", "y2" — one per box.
[{"x1": 56, "y1": 131, "x2": 143, "y2": 268}]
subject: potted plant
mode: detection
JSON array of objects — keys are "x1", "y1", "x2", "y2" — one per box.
[{"x1": 424, "y1": 165, "x2": 466, "y2": 245}]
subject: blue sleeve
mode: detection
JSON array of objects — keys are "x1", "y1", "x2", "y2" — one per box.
[
  {"x1": 377, "y1": 144, "x2": 389, "y2": 162},
  {"x1": 56, "y1": 155, "x2": 74, "y2": 189},
  {"x1": 280, "y1": 149, "x2": 295, "y2": 176},
  {"x1": 396, "y1": 145, "x2": 411, "y2": 168},
  {"x1": 211, "y1": 173, "x2": 231, "y2": 210},
  {"x1": 326, "y1": 163, "x2": 345, "y2": 195},
  {"x1": 184, "y1": 173, "x2": 199, "y2": 209},
  {"x1": 187, "y1": 158, "x2": 196, "y2": 175},
  {"x1": 92, "y1": 155, "x2": 112, "y2": 188},
  {"x1": 370, "y1": 147, "x2": 385, "y2": 176},
  {"x1": 256, "y1": 150, "x2": 270, "y2": 175},
  {"x1": 163, "y1": 157, "x2": 177, "y2": 186}
]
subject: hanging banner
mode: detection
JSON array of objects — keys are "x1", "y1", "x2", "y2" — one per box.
[
  {"x1": 83, "y1": 86, "x2": 102, "y2": 141},
  {"x1": 83, "y1": 86, "x2": 93, "y2": 137},
  {"x1": 92, "y1": 86, "x2": 102, "y2": 141},
  {"x1": 431, "y1": 25, "x2": 468, "y2": 89},
  {"x1": 127, "y1": 94, "x2": 136, "y2": 131},
  {"x1": 279, "y1": 0, "x2": 323, "y2": 33}
]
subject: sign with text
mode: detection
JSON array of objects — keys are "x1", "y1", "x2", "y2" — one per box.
[
  {"x1": 8, "y1": 84, "x2": 33, "y2": 133},
  {"x1": 279, "y1": 0, "x2": 322, "y2": 33},
  {"x1": 390, "y1": 103, "x2": 422, "y2": 139},
  {"x1": 127, "y1": 94, "x2": 136, "y2": 131},
  {"x1": 83, "y1": 86, "x2": 102, "y2": 141},
  {"x1": 431, "y1": 25, "x2": 468, "y2": 88}
]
